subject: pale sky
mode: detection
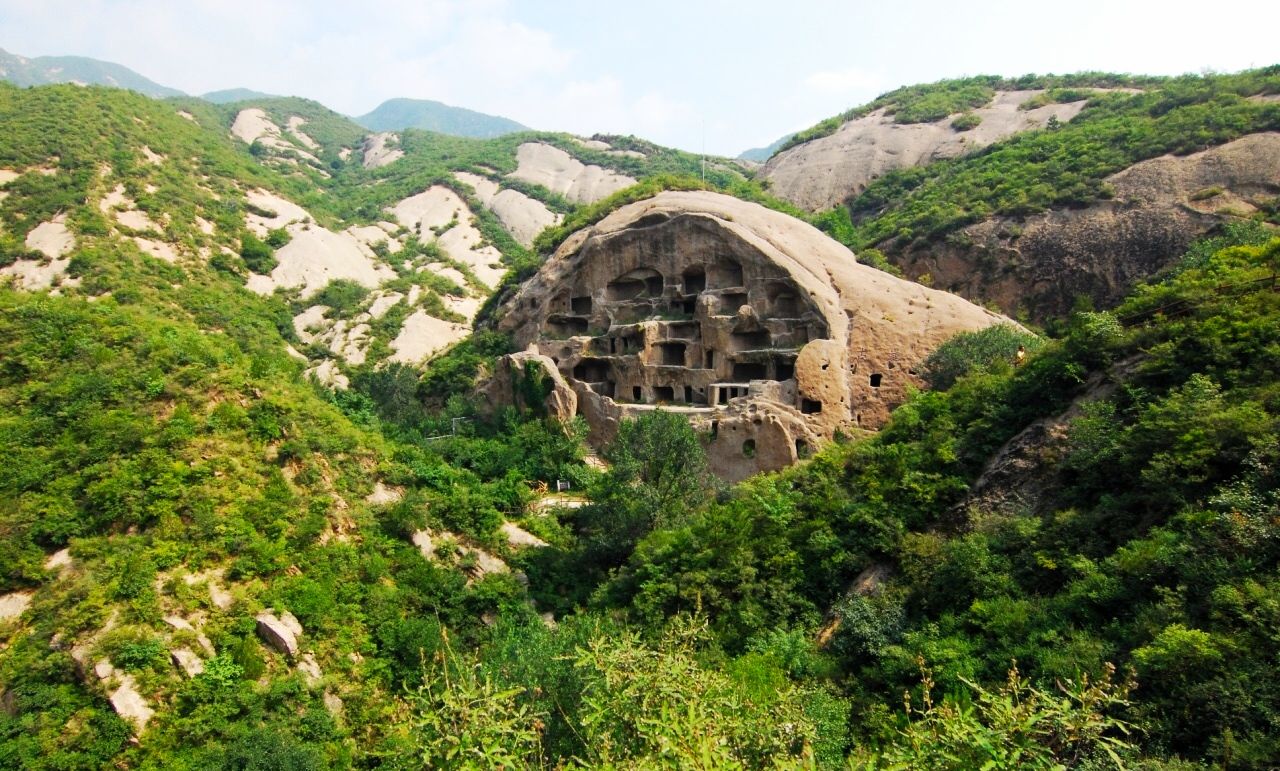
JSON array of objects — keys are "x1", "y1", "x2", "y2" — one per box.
[{"x1": 2, "y1": 0, "x2": 1277, "y2": 155}]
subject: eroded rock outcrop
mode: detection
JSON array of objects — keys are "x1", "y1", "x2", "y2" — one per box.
[
  {"x1": 256, "y1": 610, "x2": 303, "y2": 659},
  {"x1": 508, "y1": 143, "x2": 636, "y2": 205},
  {"x1": 893, "y1": 132, "x2": 1280, "y2": 320},
  {"x1": 495, "y1": 191, "x2": 1012, "y2": 481},
  {"x1": 483, "y1": 350, "x2": 577, "y2": 423},
  {"x1": 761, "y1": 90, "x2": 1100, "y2": 211}
]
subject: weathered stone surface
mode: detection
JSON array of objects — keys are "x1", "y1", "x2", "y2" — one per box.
[
  {"x1": 500, "y1": 521, "x2": 549, "y2": 548},
  {"x1": 411, "y1": 529, "x2": 510, "y2": 582},
  {"x1": 362, "y1": 132, "x2": 404, "y2": 169},
  {"x1": 365, "y1": 481, "x2": 404, "y2": 505},
  {"x1": 0, "y1": 591, "x2": 32, "y2": 620},
  {"x1": 44, "y1": 547, "x2": 73, "y2": 574},
  {"x1": 171, "y1": 647, "x2": 205, "y2": 678},
  {"x1": 297, "y1": 653, "x2": 323, "y2": 687},
  {"x1": 163, "y1": 614, "x2": 215, "y2": 655},
  {"x1": 496, "y1": 190, "x2": 1012, "y2": 481},
  {"x1": 109, "y1": 674, "x2": 154, "y2": 732},
  {"x1": 323, "y1": 690, "x2": 344, "y2": 718},
  {"x1": 256, "y1": 611, "x2": 301, "y2": 658},
  {"x1": 456, "y1": 171, "x2": 561, "y2": 247},
  {"x1": 184, "y1": 569, "x2": 235, "y2": 610},
  {"x1": 889, "y1": 132, "x2": 1280, "y2": 320},
  {"x1": 760, "y1": 90, "x2": 1101, "y2": 212},
  {"x1": 485, "y1": 350, "x2": 577, "y2": 423},
  {"x1": 507, "y1": 142, "x2": 635, "y2": 205}
]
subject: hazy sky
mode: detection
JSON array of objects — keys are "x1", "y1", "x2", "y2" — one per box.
[{"x1": 2, "y1": 0, "x2": 1277, "y2": 155}]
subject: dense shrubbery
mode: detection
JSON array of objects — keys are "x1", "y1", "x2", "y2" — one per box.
[{"x1": 922, "y1": 323, "x2": 1043, "y2": 389}]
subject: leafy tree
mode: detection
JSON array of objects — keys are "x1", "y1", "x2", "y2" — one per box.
[
  {"x1": 580, "y1": 410, "x2": 713, "y2": 565},
  {"x1": 403, "y1": 633, "x2": 544, "y2": 769}
]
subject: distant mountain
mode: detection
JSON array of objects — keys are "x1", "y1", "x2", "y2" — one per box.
[
  {"x1": 356, "y1": 97, "x2": 528, "y2": 138},
  {"x1": 0, "y1": 47, "x2": 183, "y2": 97},
  {"x1": 201, "y1": 88, "x2": 279, "y2": 104},
  {"x1": 737, "y1": 133, "x2": 793, "y2": 162}
]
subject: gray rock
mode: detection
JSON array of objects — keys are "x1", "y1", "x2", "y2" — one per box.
[
  {"x1": 297, "y1": 653, "x2": 323, "y2": 687},
  {"x1": 109, "y1": 674, "x2": 154, "y2": 732},
  {"x1": 171, "y1": 647, "x2": 205, "y2": 678},
  {"x1": 256, "y1": 611, "x2": 301, "y2": 658}
]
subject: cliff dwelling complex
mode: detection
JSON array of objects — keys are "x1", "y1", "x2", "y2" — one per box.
[{"x1": 497, "y1": 191, "x2": 1012, "y2": 480}]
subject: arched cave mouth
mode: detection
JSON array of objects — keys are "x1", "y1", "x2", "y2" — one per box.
[{"x1": 606, "y1": 268, "x2": 665, "y2": 301}]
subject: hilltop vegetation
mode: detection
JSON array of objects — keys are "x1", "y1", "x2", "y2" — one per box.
[{"x1": 779, "y1": 72, "x2": 1166, "y2": 153}]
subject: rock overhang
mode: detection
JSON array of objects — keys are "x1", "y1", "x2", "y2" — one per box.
[{"x1": 496, "y1": 190, "x2": 1015, "y2": 481}]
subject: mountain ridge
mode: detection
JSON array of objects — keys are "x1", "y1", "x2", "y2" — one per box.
[
  {"x1": 355, "y1": 96, "x2": 529, "y2": 138},
  {"x1": 0, "y1": 46, "x2": 184, "y2": 97}
]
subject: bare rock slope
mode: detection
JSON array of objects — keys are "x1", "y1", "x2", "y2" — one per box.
[
  {"x1": 496, "y1": 190, "x2": 1013, "y2": 481},
  {"x1": 760, "y1": 90, "x2": 1094, "y2": 212},
  {"x1": 508, "y1": 142, "x2": 635, "y2": 205}
]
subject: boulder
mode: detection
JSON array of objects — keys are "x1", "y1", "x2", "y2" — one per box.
[
  {"x1": 170, "y1": 648, "x2": 205, "y2": 678},
  {"x1": 256, "y1": 611, "x2": 301, "y2": 658},
  {"x1": 297, "y1": 652, "x2": 323, "y2": 687},
  {"x1": 484, "y1": 350, "x2": 578, "y2": 423},
  {"x1": 109, "y1": 674, "x2": 154, "y2": 732},
  {"x1": 0, "y1": 591, "x2": 32, "y2": 620},
  {"x1": 501, "y1": 521, "x2": 549, "y2": 548},
  {"x1": 323, "y1": 690, "x2": 344, "y2": 718}
]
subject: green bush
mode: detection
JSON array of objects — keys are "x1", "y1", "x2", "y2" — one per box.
[
  {"x1": 311, "y1": 279, "x2": 368, "y2": 314},
  {"x1": 240, "y1": 231, "x2": 277, "y2": 274},
  {"x1": 922, "y1": 324, "x2": 1043, "y2": 390},
  {"x1": 951, "y1": 112, "x2": 983, "y2": 131}
]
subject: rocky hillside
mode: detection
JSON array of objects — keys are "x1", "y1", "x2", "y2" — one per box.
[
  {"x1": 761, "y1": 88, "x2": 1102, "y2": 211},
  {"x1": 781, "y1": 69, "x2": 1280, "y2": 319},
  {"x1": 3, "y1": 62, "x2": 1280, "y2": 769},
  {"x1": 892, "y1": 131, "x2": 1280, "y2": 318},
  {"x1": 0, "y1": 81, "x2": 752, "y2": 394}
]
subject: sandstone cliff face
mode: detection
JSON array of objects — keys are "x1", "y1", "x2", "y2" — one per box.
[
  {"x1": 495, "y1": 191, "x2": 1012, "y2": 481},
  {"x1": 892, "y1": 132, "x2": 1280, "y2": 320},
  {"x1": 760, "y1": 90, "x2": 1095, "y2": 212}
]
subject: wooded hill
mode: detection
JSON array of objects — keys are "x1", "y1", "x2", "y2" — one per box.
[{"x1": 1, "y1": 66, "x2": 1278, "y2": 768}]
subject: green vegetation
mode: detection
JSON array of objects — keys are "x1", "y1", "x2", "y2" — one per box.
[
  {"x1": 950, "y1": 112, "x2": 983, "y2": 132},
  {"x1": 355, "y1": 97, "x2": 529, "y2": 139},
  {"x1": 922, "y1": 323, "x2": 1042, "y2": 389},
  {"x1": 4, "y1": 68, "x2": 1280, "y2": 770}
]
